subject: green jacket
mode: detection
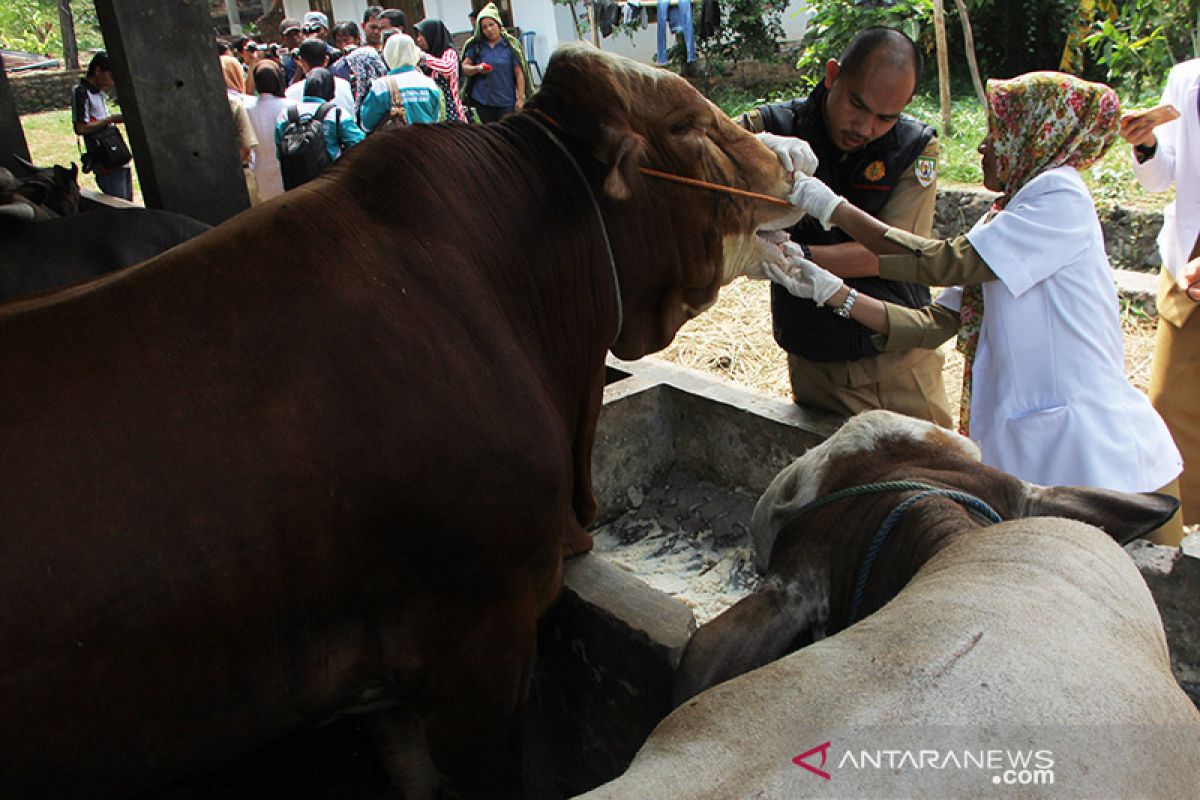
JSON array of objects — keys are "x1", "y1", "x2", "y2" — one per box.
[{"x1": 459, "y1": 2, "x2": 534, "y2": 105}]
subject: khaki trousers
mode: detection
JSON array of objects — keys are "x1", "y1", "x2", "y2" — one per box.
[
  {"x1": 1148, "y1": 276, "x2": 1200, "y2": 527},
  {"x1": 788, "y1": 348, "x2": 953, "y2": 429}
]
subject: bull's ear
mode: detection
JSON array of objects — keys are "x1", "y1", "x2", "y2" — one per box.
[
  {"x1": 1022, "y1": 486, "x2": 1179, "y2": 545},
  {"x1": 673, "y1": 576, "x2": 827, "y2": 707},
  {"x1": 598, "y1": 125, "x2": 646, "y2": 201}
]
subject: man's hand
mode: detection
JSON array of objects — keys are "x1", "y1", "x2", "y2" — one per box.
[
  {"x1": 789, "y1": 173, "x2": 845, "y2": 231},
  {"x1": 765, "y1": 242, "x2": 844, "y2": 305},
  {"x1": 756, "y1": 132, "x2": 818, "y2": 177}
]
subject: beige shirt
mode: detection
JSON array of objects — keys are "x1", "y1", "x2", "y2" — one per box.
[{"x1": 871, "y1": 227, "x2": 996, "y2": 351}]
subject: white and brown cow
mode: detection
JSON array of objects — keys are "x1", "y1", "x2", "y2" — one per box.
[
  {"x1": 0, "y1": 45, "x2": 801, "y2": 798},
  {"x1": 583, "y1": 411, "x2": 1200, "y2": 798}
]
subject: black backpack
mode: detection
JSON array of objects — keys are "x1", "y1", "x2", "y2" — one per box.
[{"x1": 279, "y1": 102, "x2": 337, "y2": 190}]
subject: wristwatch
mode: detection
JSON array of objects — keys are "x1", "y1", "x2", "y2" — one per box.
[{"x1": 833, "y1": 288, "x2": 858, "y2": 318}]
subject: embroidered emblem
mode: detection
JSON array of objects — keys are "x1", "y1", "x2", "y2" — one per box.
[
  {"x1": 915, "y1": 156, "x2": 937, "y2": 187},
  {"x1": 863, "y1": 160, "x2": 886, "y2": 182}
]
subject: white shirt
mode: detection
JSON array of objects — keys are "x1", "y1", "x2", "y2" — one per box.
[
  {"x1": 1131, "y1": 58, "x2": 1200, "y2": 280},
  {"x1": 244, "y1": 94, "x2": 294, "y2": 201},
  {"x1": 938, "y1": 167, "x2": 1181, "y2": 492},
  {"x1": 285, "y1": 74, "x2": 355, "y2": 118}
]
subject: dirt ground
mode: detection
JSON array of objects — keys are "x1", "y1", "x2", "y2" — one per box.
[{"x1": 657, "y1": 277, "x2": 1160, "y2": 431}]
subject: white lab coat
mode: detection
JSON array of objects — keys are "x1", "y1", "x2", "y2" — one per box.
[
  {"x1": 244, "y1": 94, "x2": 294, "y2": 201},
  {"x1": 938, "y1": 166, "x2": 1181, "y2": 492},
  {"x1": 1131, "y1": 58, "x2": 1200, "y2": 280}
]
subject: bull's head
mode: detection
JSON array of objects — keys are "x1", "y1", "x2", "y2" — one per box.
[
  {"x1": 674, "y1": 410, "x2": 1179, "y2": 704},
  {"x1": 526, "y1": 44, "x2": 803, "y2": 359}
]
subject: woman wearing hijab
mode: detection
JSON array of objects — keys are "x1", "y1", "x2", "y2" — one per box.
[
  {"x1": 274, "y1": 67, "x2": 365, "y2": 168},
  {"x1": 245, "y1": 60, "x2": 294, "y2": 200},
  {"x1": 460, "y1": 2, "x2": 532, "y2": 123},
  {"x1": 414, "y1": 18, "x2": 466, "y2": 122},
  {"x1": 221, "y1": 54, "x2": 260, "y2": 202},
  {"x1": 770, "y1": 72, "x2": 1185, "y2": 544},
  {"x1": 360, "y1": 33, "x2": 445, "y2": 132}
]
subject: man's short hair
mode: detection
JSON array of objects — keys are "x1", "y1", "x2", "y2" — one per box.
[
  {"x1": 332, "y1": 22, "x2": 361, "y2": 44},
  {"x1": 363, "y1": 5, "x2": 383, "y2": 24},
  {"x1": 838, "y1": 27, "x2": 923, "y2": 88},
  {"x1": 280, "y1": 18, "x2": 302, "y2": 36},
  {"x1": 86, "y1": 51, "x2": 111, "y2": 76},
  {"x1": 297, "y1": 39, "x2": 329, "y2": 68},
  {"x1": 380, "y1": 9, "x2": 407, "y2": 30}
]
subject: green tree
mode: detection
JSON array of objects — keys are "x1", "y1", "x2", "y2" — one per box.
[
  {"x1": 0, "y1": 0, "x2": 103, "y2": 58},
  {"x1": 1085, "y1": 0, "x2": 1200, "y2": 99}
]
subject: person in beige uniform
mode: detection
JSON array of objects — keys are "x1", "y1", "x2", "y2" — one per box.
[
  {"x1": 1122, "y1": 58, "x2": 1200, "y2": 527},
  {"x1": 747, "y1": 27, "x2": 952, "y2": 427}
]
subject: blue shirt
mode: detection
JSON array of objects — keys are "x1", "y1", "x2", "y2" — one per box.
[{"x1": 467, "y1": 40, "x2": 516, "y2": 108}]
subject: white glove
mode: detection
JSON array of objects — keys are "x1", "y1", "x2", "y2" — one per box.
[
  {"x1": 765, "y1": 245, "x2": 844, "y2": 306},
  {"x1": 789, "y1": 173, "x2": 845, "y2": 231},
  {"x1": 756, "y1": 132, "x2": 818, "y2": 177}
]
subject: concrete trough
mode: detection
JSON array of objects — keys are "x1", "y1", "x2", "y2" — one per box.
[{"x1": 168, "y1": 356, "x2": 1199, "y2": 796}]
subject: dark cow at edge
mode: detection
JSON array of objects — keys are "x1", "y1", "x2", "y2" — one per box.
[{"x1": 0, "y1": 45, "x2": 800, "y2": 798}]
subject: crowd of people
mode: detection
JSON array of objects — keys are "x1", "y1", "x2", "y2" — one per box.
[{"x1": 207, "y1": 2, "x2": 527, "y2": 202}]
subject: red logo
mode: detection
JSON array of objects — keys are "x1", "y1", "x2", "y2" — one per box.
[{"x1": 793, "y1": 741, "x2": 832, "y2": 780}]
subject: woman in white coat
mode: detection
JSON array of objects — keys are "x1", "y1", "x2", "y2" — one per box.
[
  {"x1": 769, "y1": 71, "x2": 1185, "y2": 544},
  {"x1": 243, "y1": 61, "x2": 293, "y2": 201}
]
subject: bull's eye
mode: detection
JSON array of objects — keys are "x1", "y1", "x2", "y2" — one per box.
[{"x1": 669, "y1": 121, "x2": 693, "y2": 136}]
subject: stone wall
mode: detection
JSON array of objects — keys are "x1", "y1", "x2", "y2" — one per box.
[
  {"x1": 934, "y1": 185, "x2": 1164, "y2": 273},
  {"x1": 9, "y1": 68, "x2": 83, "y2": 114}
]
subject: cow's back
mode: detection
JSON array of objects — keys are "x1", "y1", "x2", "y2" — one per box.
[{"x1": 584, "y1": 519, "x2": 1200, "y2": 797}]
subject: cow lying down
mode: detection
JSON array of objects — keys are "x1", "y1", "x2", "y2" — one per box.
[
  {"x1": 0, "y1": 45, "x2": 802, "y2": 798},
  {"x1": 583, "y1": 411, "x2": 1200, "y2": 798}
]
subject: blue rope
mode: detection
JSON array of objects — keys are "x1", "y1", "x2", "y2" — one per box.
[{"x1": 845, "y1": 488, "x2": 1002, "y2": 625}]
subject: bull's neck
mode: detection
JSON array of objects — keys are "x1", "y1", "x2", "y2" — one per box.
[{"x1": 520, "y1": 112, "x2": 623, "y2": 344}]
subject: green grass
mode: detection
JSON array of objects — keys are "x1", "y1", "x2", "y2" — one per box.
[
  {"x1": 709, "y1": 87, "x2": 1169, "y2": 211},
  {"x1": 20, "y1": 108, "x2": 142, "y2": 204}
]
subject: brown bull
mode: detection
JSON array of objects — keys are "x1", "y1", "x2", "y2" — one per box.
[{"x1": 0, "y1": 45, "x2": 800, "y2": 798}]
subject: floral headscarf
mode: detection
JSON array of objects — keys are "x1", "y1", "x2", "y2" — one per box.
[
  {"x1": 956, "y1": 72, "x2": 1120, "y2": 435},
  {"x1": 985, "y1": 71, "x2": 1120, "y2": 210}
]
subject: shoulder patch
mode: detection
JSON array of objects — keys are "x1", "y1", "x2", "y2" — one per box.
[{"x1": 914, "y1": 156, "x2": 937, "y2": 188}]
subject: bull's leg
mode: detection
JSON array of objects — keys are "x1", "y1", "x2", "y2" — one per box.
[
  {"x1": 412, "y1": 600, "x2": 537, "y2": 799},
  {"x1": 367, "y1": 709, "x2": 439, "y2": 800}
]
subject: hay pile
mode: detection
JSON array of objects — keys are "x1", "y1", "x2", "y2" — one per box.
[{"x1": 658, "y1": 277, "x2": 1161, "y2": 429}]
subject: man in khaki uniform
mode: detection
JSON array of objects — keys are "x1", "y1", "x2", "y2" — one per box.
[
  {"x1": 741, "y1": 27, "x2": 951, "y2": 426},
  {"x1": 1123, "y1": 56, "x2": 1200, "y2": 525}
]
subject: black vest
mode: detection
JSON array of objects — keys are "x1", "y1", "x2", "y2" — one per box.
[{"x1": 758, "y1": 85, "x2": 935, "y2": 362}]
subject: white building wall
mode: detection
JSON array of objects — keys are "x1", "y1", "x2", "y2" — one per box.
[{"x1": 279, "y1": 0, "x2": 810, "y2": 70}]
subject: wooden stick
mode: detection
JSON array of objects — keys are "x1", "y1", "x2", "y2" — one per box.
[
  {"x1": 933, "y1": 0, "x2": 952, "y2": 135},
  {"x1": 639, "y1": 167, "x2": 792, "y2": 207},
  {"x1": 952, "y1": 0, "x2": 987, "y2": 108}
]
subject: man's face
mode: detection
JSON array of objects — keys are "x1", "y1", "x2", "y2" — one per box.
[
  {"x1": 364, "y1": 17, "x2": 383, "y2": 46},
  {"x1": 822, "y1": 56, "x2": 915, "y2": 153},
  {"x1": 282, "y1": 29, "x2": 302, "y2": 49},
  {"x1": 93, "y1": 67, "x2": 114, "y2": 91},
  {"x1": 304, "y1": 24, "x2": 328, "y2": 42}
]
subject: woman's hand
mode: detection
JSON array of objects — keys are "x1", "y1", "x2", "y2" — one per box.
[
  {"x1": 765, "y1": 242, "x2": 844, "y2": 305},
  {"x1": 789, "y1": 173, "x2": 845, "y2": 231},
  {"x1": 1180, "y1": 257, "x2": 1200, "y2": 302}
]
